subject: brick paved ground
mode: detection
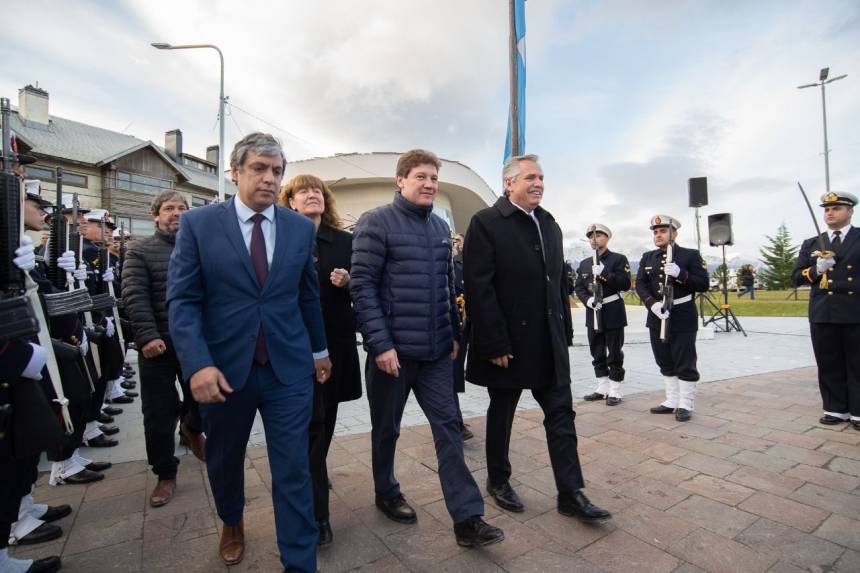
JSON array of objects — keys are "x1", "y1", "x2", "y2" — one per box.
[{"x1": 13, "y1": 366, "x2": 860, "y2": 572}]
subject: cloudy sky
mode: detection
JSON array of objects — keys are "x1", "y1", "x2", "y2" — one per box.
[{"x1": 3, "y1": 0, "x2": 859, "y2": 263}]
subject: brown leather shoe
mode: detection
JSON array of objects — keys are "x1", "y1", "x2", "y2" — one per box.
[
  {"x1": 181, "y1": 423, "x2": 207, "y2": 462},
  {"x1": 149, "y1": 479, "x2": 176, "y2": 507},
  {"x1": 219, "y1": 520, "x2": 245, "y2": 565}
]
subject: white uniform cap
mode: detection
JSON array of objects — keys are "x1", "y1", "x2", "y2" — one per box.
[
  {"x1": 585, "y1": 223, "x2": 612, "y2": 238},
  {"x1": 649, "y1": 214, "x2": 681, "y2": 230}
]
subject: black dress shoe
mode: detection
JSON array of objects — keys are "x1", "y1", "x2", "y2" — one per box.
[
  {"x1": 606, "y1": 396, "x2": 622, "y2": 406},
  {"x1": 650, "y1": 405, "x2": 675, "y2": 414},
  {"x1": 17, "y1": 523, "x2": 63, "y2": 545},
  {"x1": 487, "y1": 481, "x2": 525, "y2": 513},
  {"x1": 583, "y1": 392, "x2": 607, "y2": 401},
  {"x1": 317, "y1": 519, "x2": 333, "y2": 546},
  {"x1": 675, "y1": 408, "x2": 692, "y2": 422},
  {"x1": 26, "y1": 555, "x2": 61, "y2": 573},
  {"x1": 558, "y1": 490, "x2": 612, "y2": 523},
  {"x1": 454, "y1": 516, "x2": 505, "y2": 547},
  {"x1": 120, "y1": 380, "x2": 136, "y2": 390},
  {"x1": 84, "y1": 434, "x2": 118, "y2": 448},
  {"x1": 102, "y1": 406, "x2": 123, "y2": 415},
  {"x1": 107, "y1": 395, "x2": 134, "y2": 404},
  {"x1": 123, "y1": 390, "x2": 139, "y2": 398},
  {"x1": 851, "y1": 420, "x2": 860, "y2": 431},
  {"x1": 461, "y1": 424, "x2": 474, "y2": 441},
  {"x1": 99, "y1": 424, "x2": 120, "y2": 435},
  {"x1": 40, "y1": 504, "x2": 72, "y2": 523},
  {"x1": 375, "y1": 494, "x2": 417, "y2": 524},
  {"x1": 63, "y1": 469, "x2": 104, "y2": 484},
  {"x1": 86, "y1": 461, "x2": 112, "y2": 472},
  {"x1": 819, "y1": 414, "x2": 847, "y2": 425},
  {"x1": 96, "y1": 412, "x2": 115, "y2": 424}
]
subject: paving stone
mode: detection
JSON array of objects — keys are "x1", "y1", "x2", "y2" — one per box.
[
  {"x1": 783, "y1": 464, "x2": 860, "y2": 493},
  {"x1": 669, "y1": 528, "x2": 776, "y2": 573},
  {"x1": 766, "y1": 443, "x2": 833, "y2": 467},
  {"x1": 819, "y1": 441, "x2": 860, "y2": 461},
  {"x1": 641, "y1": 442, "x2": 690, "y2": 462},
  {"x1": 65, "y1": 509, "x2": 144, "y2": 556},
  {"x1": 729, "y1": 450, "x2": 797, "y2": 473},
  {"x1": 835, "y1": 549, "x2": 860, "y2": 572},
  {"x1": 675, "y1": 452, "x2": 740, "y2": 478},
  {"x1": 614, "y1": 502, "x2": 699, "y2": 551},
  {"x1": 804, "y1": 427, "x2": 860, "y2": 446},
  {"x1": 629, "y1": 459, "x2": 699, "y2": 486},
  {"x1": 316, "y1": 511, "x2": 392, "y2": 572},
  {"x1": 59, "y1": 538, "x2": 142, "y2": 572},
  {"x1": 501, "y1": 547, "x2": 603, "y2": 573},
  {"x1": 678, "y1": 475, "x2": 754, "y2": 506},
  {"x1": 761, "y1": 430, "x2": 825, "y2": 450},
  {"x1": 348, "y1": 554, "x2": 411, "y2": 572},
  {"x1": 674, "y1": 437, "x2": 740, "y2": 460},
  {"x1": 813, "y1": 513, "x2": 860, "y2": 552},
  {"x1": 788, "y1": 483, "x2": 860, "y2": 519},
  {"x1": 381, "y1": 516, "x2": 465, "y2": 572},
  {"x1": 667, "y1": 495, "x2": 758, "y2": 538},
  {"x1": 828, "y1": 456, "x2": 860, "y2": 478},
  {"x1": 579, "y1": 529, "x2": 679, "y2": 573},
  {"x1": 523, "y1": 507, "x2": 613, "y2": 552},
  {"x1": 582, "y1": 460, "x2": 639, "y2": 489},
  {"x1": 725, "y1": 466, "x2": 803, "y2": 497},
  {"x1": 738, "y1": 492, "x2": 828, "y2": 533},
  {"x1": 140, "y1": 532, "x2": 227, "y2": 573},
  {"x1": 613, "y1": 476, "x2": 692, "y2": 511},
  {"x1": 713, "y1": 432, "x2": 774, "y2": 452},
  {"x1": 735, "y1": 518, "x2": 844, "y2": 571}
]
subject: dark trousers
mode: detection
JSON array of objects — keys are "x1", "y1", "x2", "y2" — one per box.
[
  {"x1": 84, "y1": 349, "x2": 107, "y2": 423},
  {"x1": 45, "y1": 356, "x2": 89, "y2": 462},
  {"x1": 200, "y1": 363, "x2": 316, "y2": 573},
  {"x1": 738, "y1": 286, "x2": 755, "y2": 299},
  {"x1": 309, "y1": 385, "x2": 338, "y2": 521},
  {"x1": 649, "y1": 328, "x2": 699, "y2": 381},
  {"x1": 486, "y1": 384, "x2": 585, "y2": 495},
  {"x1": 139, "y1": 342, "x2": 200, "y2": 480},
  {"x1": 810, "y1": 323, "x2": 860, "y2": 417},
  {"x1": 0, "y1": 455, "x2": 39, "y2": 548},
  {"x1": 366, "y1": 354, "x2": 483, "y2": 523},
  {"x1": 587, "y1": 327, "x2": 625, "y2": 381}
]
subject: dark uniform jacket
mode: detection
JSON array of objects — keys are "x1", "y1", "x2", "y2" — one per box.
[
  {"x1": 315, "y1": 224, "x2": 361, "y2": 406},
  {"x1": 574, "y1": 249, "x2": 631, "y2": 330},
  {"x1": 463, "y1": 197, "x2": 573, "y2": 389},
  {"x1": 791, "y1": 226, "x2": 860, "y2": 324},
  {"x1": 350, "y1": 192, "x2": 460, "y2": 361},
  {"x1": 122, "y1": 228, "x2": 176, "y2": 348},
  {"x1": 636, "y1": 244, "x2": 709, "y2": 332}
]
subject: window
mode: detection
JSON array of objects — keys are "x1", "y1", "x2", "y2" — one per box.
[
  {"x1": 64, "y1": 172, "x2": 88, "y2": 188},
  {"x1": 115, "y1": 216, "x2": 155, "y2": 237},
  {"x1": 192, "y1": 196, "x2": 210, "y2": 207},
  {"x1": 116, "y1": 171, "x2": 173, "y2": 195},
  {"x1": 24, "y1": 165, "x2": 55, "y2": 181}
]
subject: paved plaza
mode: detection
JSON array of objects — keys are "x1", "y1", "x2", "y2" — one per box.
[{"x1": 16, "y1": 314, "x2": 860, "y2": 572}]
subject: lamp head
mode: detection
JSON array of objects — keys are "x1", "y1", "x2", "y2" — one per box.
[{"x1": 151, "y1": 42, "x2": 171, "y2": 49}]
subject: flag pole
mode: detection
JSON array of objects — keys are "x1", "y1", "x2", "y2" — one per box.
[{"x1": 508, "y1": 0, "x2": 521, "y2": 157}]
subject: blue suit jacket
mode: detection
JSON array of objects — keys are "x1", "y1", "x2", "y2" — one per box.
[{"x1": 167, "y1": 199, "x2": 327, "y2": 390}]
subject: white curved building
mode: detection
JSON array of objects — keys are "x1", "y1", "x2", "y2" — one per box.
[{"x1": 283, "y1": 152, "x2": 497, "y2": 232}]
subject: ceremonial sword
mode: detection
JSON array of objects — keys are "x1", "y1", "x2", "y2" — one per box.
[{"x1": 797, "y1": 182, "x2": 835, "y2": 288}]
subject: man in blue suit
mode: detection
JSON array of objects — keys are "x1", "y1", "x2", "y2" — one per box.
[{"x1": 168, "y1": 132, "x2": 331, "y2": 573}]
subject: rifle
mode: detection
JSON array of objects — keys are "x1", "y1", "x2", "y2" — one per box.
[
  {"x1": 659, "y1": 239, "x2": 675, "y2": 343},
  {"x1": 88, "y1": 216, "x2": 116, "y2": 314},
  {"x1": 99, "y1": 217, "x2": 124, "y2": 350},
  {"x1": 0, "y1": 97, "x2": 72, "y2": 432},
  {"x1": 69, "y1": 191, "x2": 102, "y2": 381},
  {"x1": 591, "y1": 243, "x2": 603, "y2": 333}
]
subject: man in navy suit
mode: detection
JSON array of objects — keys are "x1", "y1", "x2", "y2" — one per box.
[{"x1": 168, "y1": 132, "x2": 331, "y2": 572}]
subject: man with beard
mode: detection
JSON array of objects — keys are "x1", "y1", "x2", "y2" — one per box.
[{"x1": 123, "y1": 190, "x2": 205, "y2": 508}]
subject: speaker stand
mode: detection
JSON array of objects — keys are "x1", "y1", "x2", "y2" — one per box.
[{"x1": 702, "y1": 245, "x2": 747, "y2": 336}]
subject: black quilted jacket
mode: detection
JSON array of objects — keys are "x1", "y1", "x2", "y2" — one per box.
[{"x1": 122, "y1": 228, "x2": 176, "y2": 348}]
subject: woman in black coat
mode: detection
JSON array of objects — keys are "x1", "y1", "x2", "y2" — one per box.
[{"x1": 280, "y1": 174, "x2": 362, "y2": 547}]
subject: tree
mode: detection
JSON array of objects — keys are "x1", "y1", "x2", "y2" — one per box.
[
  {"x1": 713, "y1": 263, "x2": 730, "y2": 290},
  {"x1": 759, "y1": 223, "x2": 798, "y2": 290}
]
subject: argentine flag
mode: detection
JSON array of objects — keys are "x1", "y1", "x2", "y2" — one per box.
[{"x1": 504, "y1": 0, "x2": 526, "y2": 160}]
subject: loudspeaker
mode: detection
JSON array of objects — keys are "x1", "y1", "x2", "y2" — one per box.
[
  {"x1": 688, "y1": 177, "x2": 708, "y2": 207},
  {"x1": 708, "y1": 213, "x2": 733, "y2": 246}
]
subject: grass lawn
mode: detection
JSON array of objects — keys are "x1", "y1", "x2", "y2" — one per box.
[{"x1": 618, "y1": 289, "x2": 810, "y2": 317}]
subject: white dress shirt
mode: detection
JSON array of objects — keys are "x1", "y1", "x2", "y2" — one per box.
[
  {"x1": 510, "y1": 199, "x2": 545, "y2": 260},
  {"x1": 828, "y1": 224, "x2": 852, "y2": 246}
]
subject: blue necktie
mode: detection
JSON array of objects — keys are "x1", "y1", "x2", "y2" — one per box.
[{"x1": 250, "y1": 213, "x2": 268, "y2": 364}]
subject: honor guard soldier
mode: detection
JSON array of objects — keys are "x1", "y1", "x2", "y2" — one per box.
[
  {"x1": 636, "y1": 215, "x2": 709, "y2": 421},
  {"x1": 792, "y1": 191, "x2": 860, "y2": 430},
  {"x1": 574, "y1": 224, "x2": 631, "y2": 405}
]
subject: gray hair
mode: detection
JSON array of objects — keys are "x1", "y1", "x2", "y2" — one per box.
[
  {"x1": 150, "y1": 190, "x2": 188, "y2": 216},
  {"x1": 502, "y1": 154, "x2": 540, "y2": 196},
  {"x1": 230, "y1": 132, "x2": 286, "y2": 170}
]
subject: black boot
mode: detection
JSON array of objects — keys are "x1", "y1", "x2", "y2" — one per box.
[
  {"x1": 454, "y1": 516, "x2": 505, "y2": 547},
  {"x1": 558, "y1": 490, "x2": 611, "y2": 523},
  {"x1": 375, "y1": 494, "x2": 417, "y2": 524}
]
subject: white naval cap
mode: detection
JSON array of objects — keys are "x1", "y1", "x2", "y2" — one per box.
[
  {"x1": 819, "y1": 191, "x2": 858, "y2": 208},
  {"x1": 585, "y1": 223, "x2": 612, "y2": 238},
  {"x1": 85, "y1": 208, "x2": 109, "y2": 222},
  {"x1": 60, "y1": 195, "x2": 90, "y2": 214},
  {"x1": 649, "y1": 214, "x2": 681, "y2": 230}
]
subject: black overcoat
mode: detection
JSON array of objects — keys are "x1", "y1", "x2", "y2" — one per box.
[
  {"x1": 463, "y1": 197, "x2": 573, "y2": 389},
  {"x1": 316, "y1": 224, "x2": 362, "y2": 406}
]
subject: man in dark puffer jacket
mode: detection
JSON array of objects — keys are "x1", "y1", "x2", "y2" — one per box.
[
  {"x1": 350, "y1": 149, "x2": 504, "y2": 548},
  {"x1": 122, "y1": 190, "x2": 204, "y2": 508}
]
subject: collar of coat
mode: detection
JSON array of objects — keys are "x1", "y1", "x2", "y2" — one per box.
[
  {"x1": 155, "y1": 226, "x2": 177, "y2": 245},
  {"x1": 316, "y1": 223, "x2": 336, "y2": 244},
  {"x1": 494, "y1": 196, "x2": 554, "y2": 224},
  {"x1": 392, "y1": 191, "x2": 434, "y2": 219}
]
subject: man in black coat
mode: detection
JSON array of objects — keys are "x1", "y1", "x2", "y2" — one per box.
[
  {"x1": 635, "y1": 215, "x2": 709, "y2": 422},
  {"x1": 574, "y1": 223, "x2": 631, "y2": 406},
  {"x1": 123, "y1": 190, "x2": 205, "y2": 507},
  {"x1": 464, "y1": 154, "x2": 610, "y2": 523},
  {"x1": 791, "y1": 191, "x2": 860, "y2": 430}
]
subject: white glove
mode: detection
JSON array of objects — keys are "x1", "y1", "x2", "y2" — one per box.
[
  {"x1": 58, "y1": 251, "x2": 77, "y2": 273},
  {"x1": 13, "y1": 235, "x2": 35, "y2": 272},
  {"x1": 586, "y1": 296, "x2": 603, "y2": 310},
  {"x1": 74, "y1": 264, "x2": 87, "y2": 282},
  {"x1": 104, "y1": 317, "x2": 116, "y2": 338},
  {"x1": 592, "y1": 263, "x2": 604, "y2": 276},
  {"x1": 664, "y1": 262, "x2": 681, "y2": 278},
  {"x1": 650, "y1": 302, "x2": 670, "y2": 320},
  {"x1": 816, "y1": 257, "x2": 836, "y2": 274},
  {"x1": 102, "y1": 267, "x2": 115, "y2": 283},
  {"x1": 22, "y1": 343, "x2": 48, "y2": 380},
  {"x1": 79, "y1": 330, "x2": 89, "y2": 356}
]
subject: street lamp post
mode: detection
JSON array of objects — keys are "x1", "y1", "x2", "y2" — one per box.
[
  {"x1": 151, "y1": 42, "x2": 226, "y2": 203},
  {"x1": 797, "y1": 67, "x2": 847, "y2": 193}
]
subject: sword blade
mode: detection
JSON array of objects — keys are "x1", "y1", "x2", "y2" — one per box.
[{"x1": 797, "y1": 182, "x2": 830, "y2": 253}]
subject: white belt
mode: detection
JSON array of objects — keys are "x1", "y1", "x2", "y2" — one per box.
[
  {"x1": 673, "y1": 294, "x2": 692, "y2": 306},
  {"x1": 601, "y1": 294, "x2": 621, "y2": 304}
]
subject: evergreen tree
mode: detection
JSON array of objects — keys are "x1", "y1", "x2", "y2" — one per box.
[
  {"x1": 759, "y1": 223, "x2": 798, "y2": 290},
  {"x1": 714, "y1": 263, "x2": 730, "y2": 290}
]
